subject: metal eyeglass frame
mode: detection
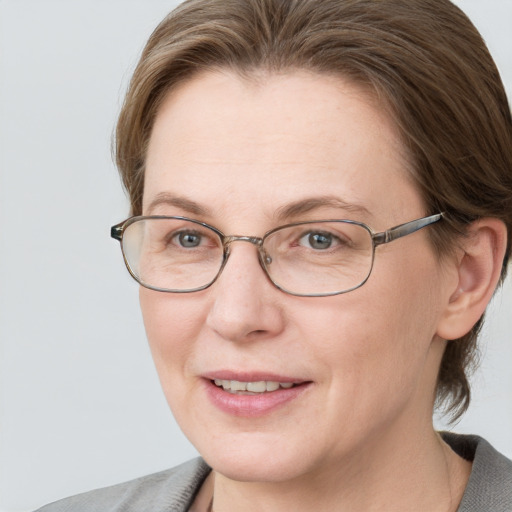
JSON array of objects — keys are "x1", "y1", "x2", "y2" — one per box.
[{"x1": 111, "y1": 212, "x2": 444, "y2": 297}]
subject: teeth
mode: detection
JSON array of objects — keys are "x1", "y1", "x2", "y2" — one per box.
[
  {"x1": 247, "y1": 381, "x2": 266, "y2": 392},
  {"x1": 266, "y1": 381, "x2": 280, "y2": 392},
  {"x1": 230, "y1": 380, "x2": 247, "y2": 392},
  {"x1": 213, "y1": 379, "x2": 296, "y2": 394}
]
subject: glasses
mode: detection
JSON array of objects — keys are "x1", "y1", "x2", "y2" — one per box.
[{"x1": 111, "y1": 213, "x2": 443, "y2": 297}]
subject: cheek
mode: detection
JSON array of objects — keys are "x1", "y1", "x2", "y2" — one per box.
[
  {"x1": 302, "y1": 251, "x2": 443, "y2": 401},
  {"x1": 139, "y1": 288, "x2": 206, "y2": 380}
]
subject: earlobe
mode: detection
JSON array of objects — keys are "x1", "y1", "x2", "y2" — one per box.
[{"x1": 436, "y1": 218, "x2": 507, "y2": 341}]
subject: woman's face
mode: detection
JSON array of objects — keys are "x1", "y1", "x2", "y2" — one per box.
[{"x1": 140, "y1": 70, "x2": 456, "y2": 483}]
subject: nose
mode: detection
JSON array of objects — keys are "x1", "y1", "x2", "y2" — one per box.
[{"x1": 205, "y1": 242, "x2": 285, "y2": 343}]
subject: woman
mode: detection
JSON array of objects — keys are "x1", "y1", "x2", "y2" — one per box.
[{"x1": 38, "y1": 0, "x2": 512, "y2": 510}]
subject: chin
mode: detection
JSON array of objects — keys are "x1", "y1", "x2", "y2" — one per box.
[
  {"x1": 193, "y1": 431, "x2": 321, "y2": 483},
  {"x1": 207, "y1": 454, "x2": 309, "y2": 483}
]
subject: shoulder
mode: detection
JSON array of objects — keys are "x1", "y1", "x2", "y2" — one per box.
[
  {"x1": 441, "y1": 432, "x2": 512, "y2": 512},
  {"x1": 35, "y1": 458, "x2": 211, "y2": 512}
]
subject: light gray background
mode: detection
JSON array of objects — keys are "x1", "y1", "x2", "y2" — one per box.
[{"x1": 0, "y1": 1, "x2": 510, "y2": 511}]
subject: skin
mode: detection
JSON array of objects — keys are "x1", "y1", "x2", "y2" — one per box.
[{"x1": 140, "y1": 70, "x2": 476, "y2": 512}]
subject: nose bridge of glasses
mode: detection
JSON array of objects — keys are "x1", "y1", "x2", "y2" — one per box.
[
  {"x1": 222, "y1": 235, "x2": 272, "y2": 267},
  {"x1": 223, "y1": 235, "x2": 264, "y2": 248}
]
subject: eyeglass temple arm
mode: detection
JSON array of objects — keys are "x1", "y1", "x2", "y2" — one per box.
[{"x1": 372, "y1": 213, "x2": 443, "y2": 246}]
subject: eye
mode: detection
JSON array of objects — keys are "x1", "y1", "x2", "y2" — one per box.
[
  {"x1": 299, "y1": 231, "x2": 336, "y2": 250},
  {"x1": 173, "y1": 230, "x2": 204, "y2": 248}
]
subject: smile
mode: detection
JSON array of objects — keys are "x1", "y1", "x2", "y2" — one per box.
[
  {"x1": 205, "y1": 376, "x2": 311, "y2": 417},
  {"x1": 213, "y1": 379, "x2": 295, "y2": 394}
]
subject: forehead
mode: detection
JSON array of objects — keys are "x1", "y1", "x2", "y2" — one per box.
[{"x1": 144, "y1": 70, "x2": 422, "y2": 228}]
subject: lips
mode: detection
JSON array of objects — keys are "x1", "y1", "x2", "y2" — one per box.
[{"x1": 203, "y1": 372, "x2": 311, "y2": 417}]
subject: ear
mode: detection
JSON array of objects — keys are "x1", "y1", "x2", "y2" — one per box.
[{"x1": 436, "y1": 218, "x2": 508, "y2": 341}]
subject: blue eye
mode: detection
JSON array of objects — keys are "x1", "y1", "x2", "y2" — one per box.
[
  {"x1": 176, "y1": 232, "x2": 202, "y2": 248},
  {"x1": 300, "y1": 232, "x2": 334, "y2": 250}
]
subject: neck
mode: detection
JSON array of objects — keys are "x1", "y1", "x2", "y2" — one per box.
[{"x1": 208, "y1": 424, "x2": 471, "y2": 512}]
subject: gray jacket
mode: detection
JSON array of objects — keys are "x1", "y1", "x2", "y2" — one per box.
[{"x1": 36, "y1": 433, "x2": 512, "y2": 511}]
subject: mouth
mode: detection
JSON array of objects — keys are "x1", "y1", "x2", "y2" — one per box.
[
  {"x1": 203, "y1": 373, "x2": 312, "y2": 417},
  {"x1": 212, "y1": 379, "x2": 296, "y2": 394}
]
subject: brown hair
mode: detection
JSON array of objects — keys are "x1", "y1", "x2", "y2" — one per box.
[{"x1": 115, "y1": 0, "x2": 512, "y2": 420}]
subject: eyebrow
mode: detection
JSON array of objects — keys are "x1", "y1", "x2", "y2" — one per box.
[
  {"x1": 145, "y1": 193, "x2": 212, "y2": 216},
  {"x1": 275, "y1": 196, "x2": 373, "y2": 222},
  {"x1": 146, "y1": 192, "x2": 372, "y2": 222}
]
